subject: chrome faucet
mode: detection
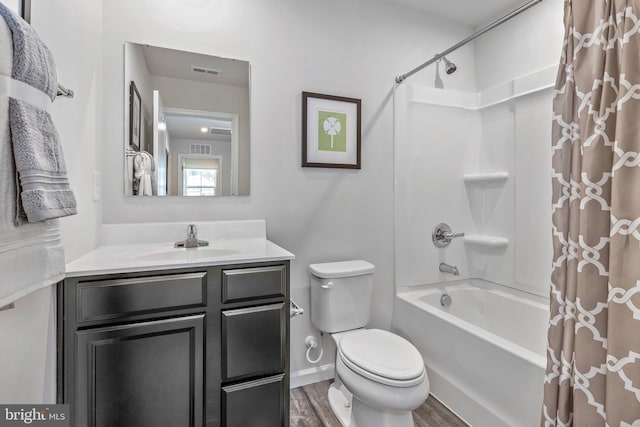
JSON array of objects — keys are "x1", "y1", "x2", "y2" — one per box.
[
  {"x1": 432, "y1": 223, "x2": 464, "y2": 248},
  {"x1": 174, "y1": 224, "x2": 209, "y2": 248},
  {"x1": 439, "y1": 262, "x2": 459, "y2": 276}
]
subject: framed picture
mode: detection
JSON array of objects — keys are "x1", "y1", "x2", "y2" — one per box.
[
  {"x1": 302, "y1": 92, "x2": 361, "y2": 169},
  {"x1": 20, "y1": 0, "x2": 30, "y2": 22},
  {"x1": 4, "y1": 0, "x2": 30, "y2": 22},
  {"x1": 129, "y1": 81, "x2": 141, "y2": 151}
]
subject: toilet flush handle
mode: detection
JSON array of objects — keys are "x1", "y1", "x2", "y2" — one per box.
[{"x1": 321, "y1": 281, "x2": 334, "y2": 289}]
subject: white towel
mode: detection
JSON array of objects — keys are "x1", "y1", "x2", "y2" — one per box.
[
  {"x1": 0, "y1": 14, "x2": 64, "y2": 308},
  {"x1": 134, "y1": 151, "x2": 155, "y2": 196}
]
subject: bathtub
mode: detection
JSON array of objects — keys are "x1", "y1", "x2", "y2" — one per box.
[{"x1": 392, "y1": 279, "x2": 549, "y2": 427}]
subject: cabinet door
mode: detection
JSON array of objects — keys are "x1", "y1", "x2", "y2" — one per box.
[
  {"x1": 75, "y1": 315, "x2": 204, "y2": 427},
  {"x1": 222, "y1": 374, "x2": 285, "y2": 427},
  {"x1": 221, "y1": 303, "x2": 285, "y2": 381}
]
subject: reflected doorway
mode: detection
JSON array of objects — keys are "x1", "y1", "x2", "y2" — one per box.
[{"x1": 164, "y1": 108, "x2": 239, "y2": 196}]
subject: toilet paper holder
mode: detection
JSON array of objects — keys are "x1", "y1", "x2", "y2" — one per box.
[{"x1": 290, "y1": 299, "x2": 304, "y2": 318}]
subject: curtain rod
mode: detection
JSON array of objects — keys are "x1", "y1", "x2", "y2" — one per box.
[{"x1": 395, "y1": 0, "x2": 543, "y2": 84}]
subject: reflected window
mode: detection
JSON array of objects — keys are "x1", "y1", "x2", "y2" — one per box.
[{"x1": 182, "y1": 157, "x2": 219, "y2": 196}]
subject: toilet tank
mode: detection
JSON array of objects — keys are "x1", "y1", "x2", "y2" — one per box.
[{"x1": 309, "y1": 260, "x2": 375, "y2": 333}]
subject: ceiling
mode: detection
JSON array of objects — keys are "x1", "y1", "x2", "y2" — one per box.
[
  {"x1": 165, "y1": 114, "x2": 232, "y2": 141},
  {"x1": 381, "y1": 0, "x2": 531, "y2": 27},
  {"x1": 141, "y1": 44, "x2": 250, "y2": 88}
]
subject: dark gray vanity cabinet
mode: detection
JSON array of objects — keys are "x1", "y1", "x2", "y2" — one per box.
[{"x1": 58, "y1": 261, "x2": 290, "y2": 427}]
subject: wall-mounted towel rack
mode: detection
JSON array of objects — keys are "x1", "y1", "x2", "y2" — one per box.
[
  {"x1": 0, "y1": 302, "x2": 15, "y2": 311},
  {"x1": 56, "y1": 83, "x2": 73, "y2": 99}
]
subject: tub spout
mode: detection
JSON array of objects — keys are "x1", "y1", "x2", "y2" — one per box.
[{"x1": 439, "y1": 262, "x2": 459, "y2": 276}]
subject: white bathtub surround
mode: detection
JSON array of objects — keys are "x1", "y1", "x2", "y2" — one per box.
[
  {"x1": 393, "y1": 65, "x2": 555, "y2": 297},
  {"x1": 66, "y1": 220, "x2": 294, "y2": 276},
  {"x1": 393, "y1": 279, "x2": 548, "y2": 426}
]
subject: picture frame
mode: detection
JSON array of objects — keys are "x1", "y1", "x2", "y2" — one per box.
[
  {"x1": 129, "y1": 81, "x2": 141, "y2": 151},
  {"x1": 20, "y1": 0, "x2": 31, "y2": 23},
  {"x1": 302, "y1": 91, "x2": 361, "y2": 169},
  {"x1": 5, "y1": 0, "x2": 30, "y2": 22}
]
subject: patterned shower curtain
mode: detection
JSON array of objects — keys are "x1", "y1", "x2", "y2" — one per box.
[{"x1": 543, "y1": 0, "x2": 640, "y2": 425}]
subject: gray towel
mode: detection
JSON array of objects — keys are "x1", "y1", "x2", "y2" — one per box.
[{"x1": 0, "y1": 4, "x2": 77, "y2": 224}]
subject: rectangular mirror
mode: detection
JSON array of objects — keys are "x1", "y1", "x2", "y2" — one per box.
[{"x1": 123, "y1": 42, "x2": 250, "y2": 197}]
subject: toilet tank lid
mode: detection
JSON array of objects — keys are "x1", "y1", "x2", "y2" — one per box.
[{"x1": 309, "y1": 260, "x2": 375, "y2": 278}]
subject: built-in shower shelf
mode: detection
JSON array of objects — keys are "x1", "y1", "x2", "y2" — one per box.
[
  {"x1": 463, "y1": 234, "x2": 509, "y2": 248},
  {"x1": 463, "y1": 172, "x2": 509, "y2": 184}
]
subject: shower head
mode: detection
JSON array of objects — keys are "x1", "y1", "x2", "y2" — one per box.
[{"x1": 442, "y1": 56, "x2": 457, "y2": 74}]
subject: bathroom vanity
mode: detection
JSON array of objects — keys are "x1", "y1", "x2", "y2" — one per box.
[{"x1": 57, "y1": 221, "x2": 294, "y2": 427}]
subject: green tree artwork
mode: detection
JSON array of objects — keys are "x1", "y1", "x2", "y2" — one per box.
[{"x1": 318, "y1": 111, "x2": 347, "y2": 152}]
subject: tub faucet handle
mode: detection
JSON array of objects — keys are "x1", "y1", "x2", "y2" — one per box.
[
  {"x1": 444, "y1": 231, "x2": 464, "y2": 239},
  {"x1": 432, "y1": 223, "x2": 464, "y2": 248}
]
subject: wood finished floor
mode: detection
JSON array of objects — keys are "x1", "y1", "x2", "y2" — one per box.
[{"x1": 290, "y1": 380, "x2": 468, "y2": 427}]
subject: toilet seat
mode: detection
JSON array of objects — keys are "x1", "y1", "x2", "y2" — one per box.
[{"x1": 338, "y1": 329, "x2": 425, "y2": 388}]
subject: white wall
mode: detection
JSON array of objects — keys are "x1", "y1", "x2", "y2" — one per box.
[
  {"x1": 0, "y1": 0, "x2": 102, "y2": 403},
  {"x1": 3, "y1": 0, "x2": 20, "y2": 16},
  {"x1": 100, "y1": 0, "x2": 476, "y2": 373},
  {"x1": 474, "y1": 0, "x2": 564, "y2": 91}
]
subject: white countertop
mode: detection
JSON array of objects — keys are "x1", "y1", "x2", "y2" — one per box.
[{"x1": 65, "y1": 220, "x2": 295, "y2": 277}]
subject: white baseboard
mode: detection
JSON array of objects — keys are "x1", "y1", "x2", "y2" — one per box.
[{"x1": 290, "y1": 363, "x2": 335, "y2": 389}]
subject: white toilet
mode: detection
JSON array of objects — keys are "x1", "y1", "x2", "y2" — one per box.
[{"x1": 309, "y1": 260, "x2": 429, "y2": 427}]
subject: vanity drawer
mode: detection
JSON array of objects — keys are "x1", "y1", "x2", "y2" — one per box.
[
  {"x1": 222, "y1": 374, "x2": 286, "y2": 427},
  {"x1": 76, "y1": 272, "x2": 207, "y2": 324},
  {"x1": 221, "y1": 303, "x2": 286, "y2": 381},
  {"x1": 222, "y1": 265, "x2": 286, "y2": 303}
]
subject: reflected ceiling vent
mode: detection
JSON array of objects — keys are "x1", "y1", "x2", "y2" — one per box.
[
  {"x1": 189, "y1": 143, "x2": 212, "y2": 155},
  {"x1": 190, "y1": 65, "x2": 221, "y2": 76},
  {"x1": 206, "y1": 127, "x2": 232, "y2": 136}
]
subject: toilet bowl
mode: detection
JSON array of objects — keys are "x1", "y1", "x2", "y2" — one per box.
[
  {"x1": 309, "y1": 260, "x2": 430, "y2": 427},
  {"x1": 330, "y1": 329, "x2": 430, "y2": 427}
]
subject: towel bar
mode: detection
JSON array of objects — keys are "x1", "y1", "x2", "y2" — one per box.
[
  {"x1": 0, "y1": 302, "x2": 15, "y2": 311},
  {"x1": 56, "y1": 83, "x2": 73, "y2": 99}
]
